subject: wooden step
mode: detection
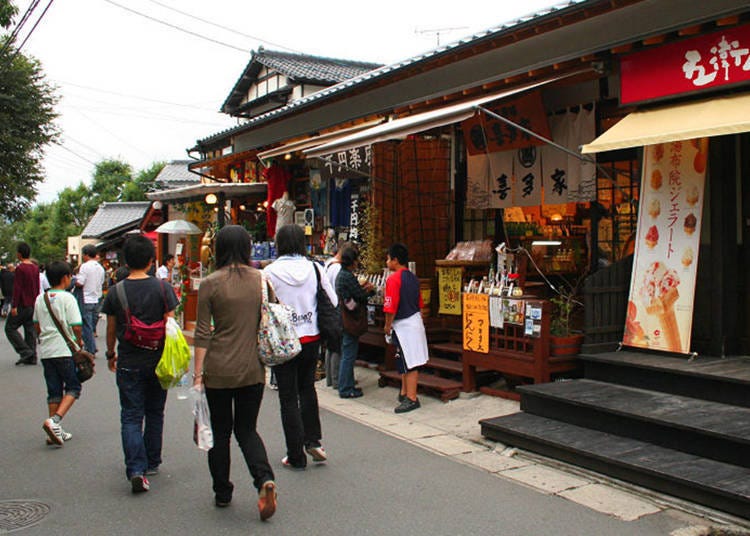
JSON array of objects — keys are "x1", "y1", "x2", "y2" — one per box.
[
  {"x1": 429, "y1": 342, "x2": 464, "y2": 356},
  {"x1": 480, "y1": 412, "x2": 750, "y2": 520},
  {"x1": 379, "y1": 369, "x2": 462, "y2": 401},
  {"x1": 580, "y1": 351, "x2": 750, "y2": 408},
  {"x1": 425, "y1": 356, "x2": 463, "y2": 374},
  {"x1": 517, "y1": 379, "x2": 750, "y2": 468}
]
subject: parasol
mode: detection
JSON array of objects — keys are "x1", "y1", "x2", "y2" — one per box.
[{"x1": 155, "y1": 220, "x2": 202, "y2": 235}]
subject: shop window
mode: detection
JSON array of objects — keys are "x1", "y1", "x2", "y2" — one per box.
[
  {"x1": 463, "y1": 208, "x2": 496, "y2": 241},
  {"x1": 595, "y1": 155, "x2": 641, "y2": 265}
]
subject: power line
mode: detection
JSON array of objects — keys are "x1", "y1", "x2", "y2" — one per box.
[
  {"x1": 0, "y1": 0, "x2": 40, "y2": 57},
  {"x1": 65, "y1": 103, "x2": 230, "y2": 127},
  {"x1": 143, "y1": 0, "x2": 299, "y2": 53},
  {"x1": 53, "y1": 141, "x2": 98, "y2": 165},
  {"x1": 101, "y1": 0, "x2": 250, "y2": 54},
  {"x1": 16, "y1": 0, "x2": 54, "y2": 53},
  {"x1": 57, "y1": 80, "x2": 217, "y2": 111}
]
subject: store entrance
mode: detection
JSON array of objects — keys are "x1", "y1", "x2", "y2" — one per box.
[{"x1": 692, "y1": 133, "x2": 750, "y2": 356}]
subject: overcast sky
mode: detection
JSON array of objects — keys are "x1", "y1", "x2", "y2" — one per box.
[{"x1": 17, "y1": 0, "x2": 562, "y2": 203}]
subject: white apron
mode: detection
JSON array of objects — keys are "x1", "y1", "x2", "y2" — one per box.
[{"x1": 392, "y1": 312, "x2": 429, "y2": 370}]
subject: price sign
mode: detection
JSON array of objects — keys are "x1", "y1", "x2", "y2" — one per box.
[{"x1": 463, "y1": 293, "x2": 490, "y2": 353}]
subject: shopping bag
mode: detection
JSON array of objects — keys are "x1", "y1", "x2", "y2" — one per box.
[
  {"x1": 257, "y1": 273, "x2": 301, "y2": 366},
  {"x1": 191, "y1": 386, "x2": 213, "y2": 451},
  {"x1": 155, "y1": 317, "x2": 191, "y2": 390}
]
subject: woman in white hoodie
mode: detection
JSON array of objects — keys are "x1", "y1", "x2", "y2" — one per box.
[{"x1": 263, "y1": 224, "x2": 337, "y2": 469}]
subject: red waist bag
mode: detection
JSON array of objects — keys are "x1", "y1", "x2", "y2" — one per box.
[{"x1": 116, "y1": 280, "x2": 167, "y2": 351}]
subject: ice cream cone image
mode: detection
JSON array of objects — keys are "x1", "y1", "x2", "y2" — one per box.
[{"x1": 640, "y1": 262, "x2": 681, "y2": 352}]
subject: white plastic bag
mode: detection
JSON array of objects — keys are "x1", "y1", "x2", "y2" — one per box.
[{"x1": 191, "y1": 386, "x2": 213, "y2": 451}]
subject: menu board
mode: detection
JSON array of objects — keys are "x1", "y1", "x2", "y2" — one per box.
[
  {"x1": 623, "y1": 139, "x2": 707, "y2": 354},
  {"x1": 463, "y1": 293, "x2": 490, "y2": 353}
]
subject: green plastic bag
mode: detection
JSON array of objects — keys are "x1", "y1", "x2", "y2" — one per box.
[{"x1": 156, "y1": 317, "x2": 191, "y2": 390}]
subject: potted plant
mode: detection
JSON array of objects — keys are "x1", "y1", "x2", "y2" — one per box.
[{"x1": 549, "y1": 278, "x2": 584, "y2": 357}]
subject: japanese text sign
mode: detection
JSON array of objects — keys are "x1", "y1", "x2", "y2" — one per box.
[
  {"x1": 621, "y1": 23, "x2": 750, "y2": 105},
  {"x1": 463, "y1": 293, "x2": 490, "y2": 353},
  {"x1": 320, "y1": 146, "x2": 371, "y2": 180},
  {"x1": 437, "y1": 267, "x2": 463, "y2": 315},
  {"x1": 623, "y1": 139, "x2": 707, "y2": 354},
  {"x1": 462, "y1": 92, "x2": 551, "y2": 156}
]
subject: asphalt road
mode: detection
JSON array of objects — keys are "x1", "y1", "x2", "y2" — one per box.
[{"x1": 0, "y1": 319, "x2": 693, "y2": 535}]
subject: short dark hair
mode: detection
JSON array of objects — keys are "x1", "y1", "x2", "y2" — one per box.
[
  {"x1": 275, "y1": 224, "x2": 307, "y2": 257},
  {"x1": 16, "y1": 242, "x2": 30, "y2": 259},
  {"x1": 340, "y1": 245, "x2": 359, "y2": 269},
  {"x1": 388, "y1": 243, "x2": 409, "y2": 265},
  {"x1": 123, "y1": 235, "x2": 155, "y2": 270},
  {"x1": 81, "y1": 244, "x2": 98, "y2": 258},
  {"x1": 215, "y1": 225, "x2": 251, "y2": 269},
  {"x1": 163, "y1": 254, "x2": 174, "y2": 264},
  {"x1": 114, "y1": 266, "x2": 130, "y2": 282},
  {"x1": 46, "y1": 261, "x2": 72, "y2": 286}
]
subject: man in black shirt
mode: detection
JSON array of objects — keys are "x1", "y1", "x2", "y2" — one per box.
[
  {"x1": 101, "y1": 235, "x2": 178, "y2": 494},
  {"x1": 1, "y1": 263, "x2": 15, "y2": 317}
]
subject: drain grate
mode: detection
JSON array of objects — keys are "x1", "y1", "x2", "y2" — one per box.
[{"x1": 0, "y1": 500, "x2": 51, "y2": 532}]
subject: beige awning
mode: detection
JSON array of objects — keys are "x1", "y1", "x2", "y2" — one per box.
[
  {"x1": 305, "y1": 76, "x2": 571, "y2": 158},
  {"x1": 147, "y1": 182, "x2": 267, "y2": 203},
  {"x1": 582, "y1": 92, "x2": 750, "y2": 154},
  {"x1": 257, "y1": 120, "x2": 384, "y2": 164}
]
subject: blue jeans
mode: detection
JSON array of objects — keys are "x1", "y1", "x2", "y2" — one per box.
[
  {"x1": 42, "y1": 357, "x2": 81, "y2": 403},
  {"x1": 116, "y1": 365, "x2": 168, "y2": 479},
  {"x1": 338, "y1": 333, "x2": 359, "y2": 396},
  {"x1": 81, "y1": 302, "x2": 98, "y2": 354}
]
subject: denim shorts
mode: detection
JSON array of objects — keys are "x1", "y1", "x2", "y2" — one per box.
[{"x1": 42, "y1": 357, "x2": 82, "y2": 403}]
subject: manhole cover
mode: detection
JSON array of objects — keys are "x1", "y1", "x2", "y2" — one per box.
[{"x1": 0, "y1": 500, "x2": 50, "y2": 532}]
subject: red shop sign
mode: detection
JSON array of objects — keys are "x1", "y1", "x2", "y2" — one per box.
[{"x1": 620, "y1": 23, "x2": 750, "y2": 105}]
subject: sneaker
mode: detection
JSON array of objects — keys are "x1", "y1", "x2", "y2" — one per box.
[
  {"x1": 257, "y1": 481, "x2": 277, "y2": 521},
  {"x1": 131, "y1": 475, "x2": 150, "y2": 493},
  {"x1": 42, "y1": 418, "x2": 64, "y2": 446},
  {"x1": 268, "y1": 383, "x2": 278, "y2": 391},
  {"x1": 398, "y1": 393, "x2": 407, "y2": 403},
  {"x1": 281, "y1": 456, "x2": 306, "y2": 470},
  {"x1": 339, "y1": 388, "x2": 363, "y2": 399},
  {"x1": 394, "y1": 397, "x2": 421, "y2": 414},
  {"x1": 305, "y1": 444, "x2": 327, "y2": 463},
  {"x1": 215, "y1": 497, "x2": 231, "y2": 508},
  {"x1": 46, "y1": 428, "x2": 72, "y2": 445},
  {"x1": 144, "y1": 467, "x2": 159, "y2": 476}
]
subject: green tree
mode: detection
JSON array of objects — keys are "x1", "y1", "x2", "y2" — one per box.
[
  {"x1": 0, "y1": 1, "x2": 59, "y2": 220},
  {"x1": 121, "y1": 161, "x2": 165, "y2": 201},
  {"x1": 90, "y1": 159, "x2": 133, "y2": 203}
]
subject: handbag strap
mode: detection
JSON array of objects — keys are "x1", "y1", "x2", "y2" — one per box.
[
  {"x1": 115, "y1": 278, "x2": 168, "y2": 322},
  {"x1": 260, "y1": 272, "x2": 269, "y2": 304},
  {"x1": 43, "y1": 292, "x2": 79, "y2": 353},
  {"x1": 312, "y1": 261, "x2": 323, "y2": 291}
]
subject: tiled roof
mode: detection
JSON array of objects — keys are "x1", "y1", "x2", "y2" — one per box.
[
  {"x1": 221, "y1": 48, "x2": 382, "y2": 114},
  {"x1": 255, "y1": 49, "x2": 382, "y2": 84},
  {"x1": 199, "y1": 0, "x2": 588, "y2": 148},
  {"x1": 155, "y1": 160, "x2": 199, "y2": 188},
  {"x1": 81, "y1": 202, "x2": 151, "y2": 239}
]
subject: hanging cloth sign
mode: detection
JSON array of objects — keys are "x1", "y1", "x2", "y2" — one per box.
[
  {"x1": 462, "y1": 92, "x2": 551, "y2": 156},
  {"x1": 487, "y1": 151, "x2": 515, "y2": 209},
  {"x1": 320, "y1": 146, "x2": 371, "y2": 180},
  {"x1": 513, "y1": 146, "x2": 542, "y2": 207},
  {"x1": 437, "y1": 267, "x2": 463, "y2": 315},
  {"x1": 466, "y1": 154, "x2": 490, "y2": 209},
  {"x1": 463, "y1": 293, "x2": 490, "y2": 353},
  {"x1": 623, "y1": 139, "x2": 707, "y2": 354}
]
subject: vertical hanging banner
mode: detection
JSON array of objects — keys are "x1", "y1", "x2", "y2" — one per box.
[
  {"x1": 513, "y1": 146, "x2": 542, "y2": 207},
  {"x1": 487, "y1": 151, "x2": 515, "y2": 209},
  {"x1": 623, "y1": 139, "x2": 708, "y2": 354},
  {"x1": 463, "y1": 293, "x2": 490, "y2": 353},
  {"x1": 437, "y1": 267, "x2": 463, "y2": 315},
  {"x1": 466, "y1": 154, "x2": 490, "y2": 209}
]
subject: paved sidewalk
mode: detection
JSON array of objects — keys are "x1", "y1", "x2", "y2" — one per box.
[{"x1": 315, "y1": 365, "x2": 750, "y2": 533}]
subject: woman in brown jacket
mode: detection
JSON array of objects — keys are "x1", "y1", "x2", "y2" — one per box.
[{"x1": 192, "y1": 225, "x2": 276, "y2": 521}]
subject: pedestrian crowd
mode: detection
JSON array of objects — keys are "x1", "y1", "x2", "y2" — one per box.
[{"x1": 3, "y1": 225, "x2": 429, "y2": 523}]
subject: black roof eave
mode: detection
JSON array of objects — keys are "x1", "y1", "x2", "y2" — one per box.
[{"x1": 196, "y1": 0, "x2": 748, "y2": 153}]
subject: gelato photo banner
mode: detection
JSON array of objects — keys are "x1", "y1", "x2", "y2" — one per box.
[{"x1": 623, "y1": 138, "x2": 708, "y2": 354}]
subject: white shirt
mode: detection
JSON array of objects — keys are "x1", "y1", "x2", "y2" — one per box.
[
  {"x1": 33, "y1": 290, "x2": 82, "y2": 359},
  {"x1": 39, "y1": 272, "x2": 50, "y2": 296},
  {"x1": 77, "y1": 259, "x2": 105, "y2": 304},
  {"x1": 324, "y1": 260, "x2": 342, "y2": 290},
  {"x1": 156, "y1": 265, "x2": 171, "y2": 280},
  {"x1": 272, "y1": 197, "x2": 295, "y2": 233}
]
